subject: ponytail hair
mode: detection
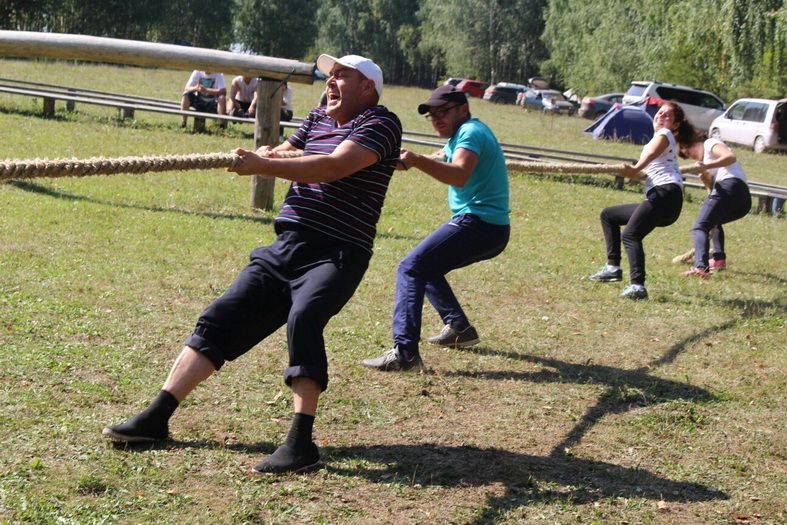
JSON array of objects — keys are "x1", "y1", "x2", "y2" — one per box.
[{"x1": 662, "y1": 101, "x2": 696, "y2": 148}]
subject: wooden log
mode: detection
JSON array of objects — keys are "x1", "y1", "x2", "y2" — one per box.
[
  {"x1": 0, "y1": 31, "x2": 315, "y2": 84},
  {"x1": 250, "y1": 79, "x2": 282, "y2": 211}
]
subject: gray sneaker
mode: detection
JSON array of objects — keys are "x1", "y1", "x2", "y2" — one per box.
[
  {"x1": 426, "y1": 324, "x2": 480, "y2": 348},
  {"x1": 361, "y1": 347, "x2": 424, "y2": 372},
  {"x1": 620, "y1": 284, "x2": 648, "y2": 300},
  {"x1": 589, "y1": 265, "x2": 623, "y2": 282}
]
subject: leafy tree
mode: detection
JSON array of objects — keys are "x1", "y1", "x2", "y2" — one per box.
[
  {"x1": 420, "y1": 0, "x2": 548, "y2": 84},
  {"x1": 542, "y1": 0, "x2": 670, "y2": 95},
  {"x1": 152, "y1": 0, "x2": 234, "y2": 49},
  {"x1": 0, "y1": 0, "x2": 54, "y2": 31},
  {"x1": 234, "y1": 0, "x2": 318, "y2": 59},
  {"x1": 314, "y1": 0, "x2": 437, "y2": 86},
  {"x1": 543, "y1": 0, "x2": 785, "y2": 99}
]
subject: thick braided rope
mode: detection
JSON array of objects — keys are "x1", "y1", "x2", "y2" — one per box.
[
  {"x1": 0, "y1": 153, "x2": 243, "y2": 180},
  {"x1": 506, "y1": 160, "x2": 703, "y2": 176},
  {"x1": 0, "y1": 151, "x2": 702, "y2": 181}
]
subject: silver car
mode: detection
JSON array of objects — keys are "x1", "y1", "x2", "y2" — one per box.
[
  {"x1": 709, "y1": 98, "x2": 787, "y2": 153},
  {"x1": 623, "y1": 81, "x2": 726, "y2": 131},
  {"x1": 539, "y1": 90, "x2": 575, "y2": 115}
]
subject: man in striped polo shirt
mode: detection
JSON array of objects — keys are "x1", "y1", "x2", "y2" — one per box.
[{"x1": 103, "y1": 54, "x2": 402, "y2": 475}]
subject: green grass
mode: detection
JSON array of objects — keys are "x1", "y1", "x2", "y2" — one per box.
[{"x1": 1, "y1": 59, "x2": 786, "y2": 524}]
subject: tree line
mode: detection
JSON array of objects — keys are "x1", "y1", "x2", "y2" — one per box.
[{"x1": 2, "y1": 0, "x2": 785, "y2": 101}]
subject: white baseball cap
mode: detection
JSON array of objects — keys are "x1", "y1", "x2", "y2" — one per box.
[{"x1": 316, "y1": 54, "x2": 384, "y2": 97}]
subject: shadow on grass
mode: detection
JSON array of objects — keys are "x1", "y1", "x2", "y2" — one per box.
[
  {"x1": 4, "y1": 180, "x2": 422, "y2": 241},
  {"x1": 324, "y1": 442, "x2": 727, "y2": 519},
  {"x1": 109, "y1": 439, "x2": 277, "y2": 455},
  {"x1": 111, "y1": 438, "x2": 726, "y2": 521},
  {"x1": 450, "y1": 320, "x2": 734, "y2": 456},
  {"x1": 6, "y1": 180, "x2": 275, "y2": 225},
  {"x1": 729, "y1": 270, "x2": 787, "y2": 288}
]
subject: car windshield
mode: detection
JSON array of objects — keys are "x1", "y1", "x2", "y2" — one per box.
[{"x1": 625, "y1": 84, "x2": 647, "y2": 97}]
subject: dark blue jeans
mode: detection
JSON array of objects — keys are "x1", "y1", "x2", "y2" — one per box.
[
  {"x1": 692, "y1": 178, "x2": 751, "y2": 269},
  {"x1": 392, "y1": 214, "x2": 510, "y2": 355}
]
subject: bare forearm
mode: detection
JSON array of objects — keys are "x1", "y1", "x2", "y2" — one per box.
[
  {"x1": 238, "y1": 154, "x2": 347, "y2": 182},
  {"x1": 397, "y1": 146, "x2": 477, "y2": 186},
  {"x1": 622, "y1": 136, "x2": 668, "y2": 178}
]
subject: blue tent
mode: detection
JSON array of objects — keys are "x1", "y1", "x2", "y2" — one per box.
[{"x1": 585, "y1": 97, "x2": 663, "y2": 144}]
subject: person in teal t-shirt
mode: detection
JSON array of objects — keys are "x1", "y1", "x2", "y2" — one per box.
[{"x1": 363, "y1": 85, "x2": 510, "y2": 372}]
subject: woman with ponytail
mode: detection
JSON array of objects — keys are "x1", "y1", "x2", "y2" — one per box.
[
  {"x1": 588, "y1": 101, "x2": 694, "y2": 299},
  {"x1": 678, "y1": 131, "x2": 751, "y2": 277}
]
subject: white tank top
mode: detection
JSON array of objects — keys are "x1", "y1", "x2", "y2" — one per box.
[
  {"x1": 704, "y1": 138, "x2": 747, "y2": 183},
  {"x1": 233, "y1": 77, "x2": 258, "y2": 103},
  {"x1": 643, "y1": 128, "x2": 683, "y2": 192}
]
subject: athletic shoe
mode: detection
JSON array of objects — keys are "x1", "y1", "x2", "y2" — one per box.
[
  {"x1": 251, "y1": 442, "x2": 321, "y2": 474},
  {"x1": 102, "y1": 414, "x2": 168, "y2": 443},
  {"x1": 709, "y1": 258, "x2": 726, "y2": 271},
  {"x1": 588, "y1": 265, "x2": 623, "y2": 282},
  {"x1": 620, "y1": 284, "x2": 648, "y2": 300},
  {"x1": 361, "y1": 347, "x2": 424, "y2": 372},
  {"x1": 681, "y1": 267, "x2": 711, "y2": 279},
  {"x1": 672, "y1": 248, "x2": 695, "y2": 264},
  {"x1": 426, "y1": 324, "x2": 480, "y2": 348}
]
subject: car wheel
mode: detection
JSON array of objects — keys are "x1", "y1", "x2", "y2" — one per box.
[
  {"x1": 753, "y1": 136, "x2": 766, "y2": 153},
  {"x1": 710, "y1": 128, "x2": 721, "y2": 139}
]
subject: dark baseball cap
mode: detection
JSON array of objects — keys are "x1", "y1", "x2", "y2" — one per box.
[{"x1": 417, "y1": 85, "x2": 469, "y2": 114}]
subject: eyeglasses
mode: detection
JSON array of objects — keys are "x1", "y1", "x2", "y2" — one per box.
[{"x1": 425, "y1": 104, "x2": 460, "y2": 121}]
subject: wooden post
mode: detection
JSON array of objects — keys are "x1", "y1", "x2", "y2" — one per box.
[
  {"x1": 757, "y1": 195, "x2": 772, "y2": 215},
  {"x1": 66, "y1": 89, "x2": 75, "y2": 111},
  {"x1": 193, "y1": 116, "x2": 206, "y2": 133},
  {"x1": 250, "y1": 78, "x2": 282, "y2": 211},
  {"x1": 122, "y1": 107, "x2": 135, "y2": 119},
  {"x1": 43, "y1": 97, "x2": 55, "y2": 117}
]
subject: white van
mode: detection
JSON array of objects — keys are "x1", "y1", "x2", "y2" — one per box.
[
  {"x1": 709, "y1": 98, "x2": 787, "y2": 153},
  {"x1": 622, "y1": 81, "x2": 726, "y2": 132}
]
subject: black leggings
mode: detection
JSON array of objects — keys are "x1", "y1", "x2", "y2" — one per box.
[{"x1": 600, "y1": 184, "x2": 683, "y2": 285}]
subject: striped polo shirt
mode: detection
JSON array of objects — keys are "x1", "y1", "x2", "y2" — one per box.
[{"x1": 276, "y1": 105, "x2": 402, "y2": 253}]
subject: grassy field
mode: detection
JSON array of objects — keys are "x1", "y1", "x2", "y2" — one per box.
[{"x1": 1, "y1": 59, "x2": 785, "y2": 525}]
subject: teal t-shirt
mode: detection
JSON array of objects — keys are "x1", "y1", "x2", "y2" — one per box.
[{"x1": 443, "y1": 118, "x2": 510, "y2": 225}]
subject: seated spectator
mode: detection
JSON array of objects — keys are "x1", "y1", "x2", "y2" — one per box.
[
  {"x1": 281, "y1": 81, "x2": 294, "y2": 121},
  {"x1": 227, "y1": 75, "x2": 258, "y2": 118},
  {"x1": 181, "y1": 70, "x2": 227, "y2": 128}
]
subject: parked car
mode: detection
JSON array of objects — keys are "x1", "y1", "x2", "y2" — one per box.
[
  {"x1": 483, "y1": 82, "x2": 526, "y2": 104},
  {"x1": 456, "y1": 79, "x2": 489, "y2": 98},
  {"x1": 521, "y1": 89, "x2": 575, "y2": 115},
  {"x1": 578, "y1": 92, "x2": 624, "y2": 119},
  {"x1": 542, "y1": 90, "x2": 576, "y2": 115},
  {"x1": 709, "y1": 98, "x2": 787, "y2": 153},
  {"x1": 527, "y1": 76, "x2": 550, "y2": 90},
  {"x1": 622, "y1": 80, "x2": 725, "y2": 131},
  {"x1": 443, "y1": 77, "x2": 463, "y2": 87}
]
